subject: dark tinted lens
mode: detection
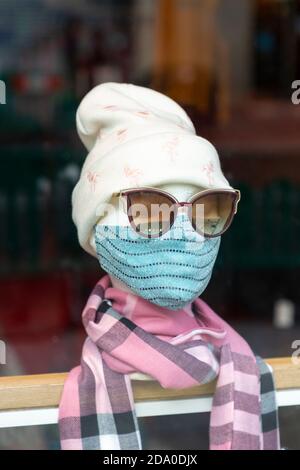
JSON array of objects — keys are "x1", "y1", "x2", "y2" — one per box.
[
  {"x1": 127, "y1": 191, "x2": 175, "y2": 237},
  {"x1": 192, "y1": 192, "x2": 235, "y2": 236}
]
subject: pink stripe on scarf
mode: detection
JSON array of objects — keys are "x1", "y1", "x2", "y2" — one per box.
[
  {"x1": 58, "y1": 366, "x2": 81, "y2": 419},
  {"x1": 83, "y1": 339, "x2": 114, "y2": 415},
  {"x1": 103, "y1": 334, "x2": 200, "y2": 388}
]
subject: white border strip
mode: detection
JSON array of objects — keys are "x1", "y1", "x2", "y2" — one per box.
[{"x1": 0, "y1": 389, "x2": 299, "y2": 429}]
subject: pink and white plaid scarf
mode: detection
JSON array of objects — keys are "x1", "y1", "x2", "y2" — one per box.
[{"x1": 59, "y1": 274, "x2": 280, "y2": 450}]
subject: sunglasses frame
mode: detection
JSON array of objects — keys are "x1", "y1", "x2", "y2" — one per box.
[{"x1": 112, "y1": 186, "x2": 241, "y2": 239}]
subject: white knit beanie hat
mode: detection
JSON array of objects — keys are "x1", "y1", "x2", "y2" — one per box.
[{"x1": 72, "y1": 82, "x2": 233, "y2": 256}]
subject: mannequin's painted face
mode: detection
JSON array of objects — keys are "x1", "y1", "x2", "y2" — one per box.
[{"x1": 93, "y1": 184, "x2": 221, "y2": 310}]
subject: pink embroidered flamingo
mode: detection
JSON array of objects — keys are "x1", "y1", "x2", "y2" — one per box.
[
  {"x1": 135, "y1": 110, "x2": 151, "y2": 118},
  {"x1": 102, "y1": 105, "x2": 118, "y2": 110},
  {"x1": 202, "y1": 161, "x2": 215, "y2": 186},
  {"x1": 123, "y1": 165, "x2": 143, "y2": 187},
  {"x1": 162, "y1": 135, "x2": 180, "y2": 163},
  {"x1": 101, "y1": 105, "x2": 151, "y2": 119},
  {"x1": 116, "y1": 128, "x2": 128, "y2": 142},
  {"x1": 87, "y1": 171, "x2": 100, "y2": 192}
]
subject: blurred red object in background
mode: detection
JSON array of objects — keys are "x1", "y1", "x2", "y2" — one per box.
[{"x1": 0, "y1": 273, "x2": 70, "y2": 340}]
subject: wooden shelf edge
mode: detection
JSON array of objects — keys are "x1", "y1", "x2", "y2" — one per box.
[{"x1": 0, "y1": 357, "x2": 299, "y2": 412}]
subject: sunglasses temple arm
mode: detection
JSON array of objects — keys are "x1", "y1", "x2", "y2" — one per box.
[{"x1": 234, "y1": 190, "x2": 241, "y2": 214}]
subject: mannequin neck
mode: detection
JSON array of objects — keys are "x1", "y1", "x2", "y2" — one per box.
[{"x1": 109, "y1": 274, "x2": 135, "y2": 295}]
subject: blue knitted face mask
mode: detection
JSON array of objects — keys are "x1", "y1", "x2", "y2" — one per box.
[{"x1": 94, "y1": 213, "x2": 221, "y2": 310}]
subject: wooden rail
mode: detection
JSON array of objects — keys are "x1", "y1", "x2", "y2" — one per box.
[{"x1": 0, "y1": 357, "x2": 299, "y2": 412}]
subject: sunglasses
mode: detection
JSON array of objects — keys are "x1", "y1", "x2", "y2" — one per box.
[{"x1": 112, "y1": 186, "x2": 241, "y2": 239}]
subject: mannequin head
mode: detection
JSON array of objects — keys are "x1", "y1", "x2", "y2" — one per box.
[
  {"x1": 72, "y1": 82, "x2": 237, "y2": 308},
  {"x1": 93, "y1": 182, "x2": 204, "y2": 294}
]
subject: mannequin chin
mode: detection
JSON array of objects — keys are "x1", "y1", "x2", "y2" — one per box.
[{"x1": 106, "y1": 182, "x2": 205, "y2": 295}]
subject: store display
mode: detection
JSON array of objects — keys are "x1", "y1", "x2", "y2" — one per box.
[{"x1": 58, "y1": 82, "x2": 280, "y2": 450}]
